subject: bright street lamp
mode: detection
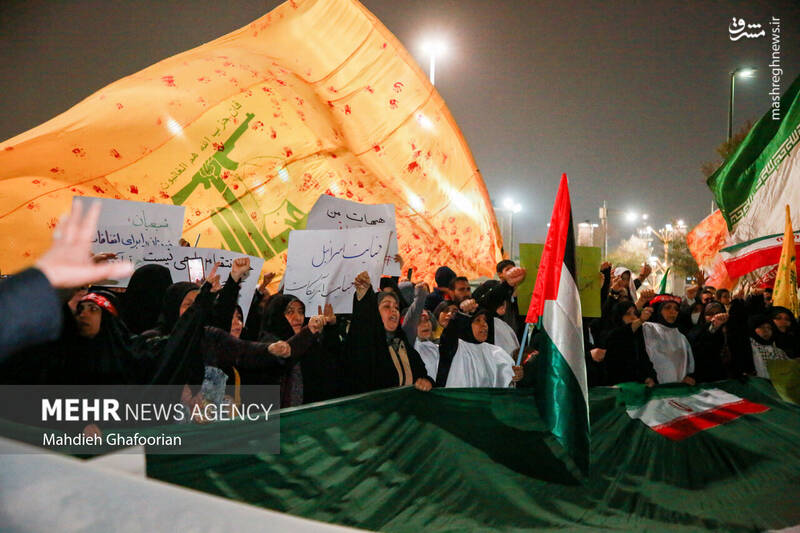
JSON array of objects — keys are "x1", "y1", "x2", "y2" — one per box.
[
  {"x1": 421, "y1": 40, "x2": 447, "y2": 85},
  {"x1": 729, "y1": 67, "x2": 757, "y2": 141}
]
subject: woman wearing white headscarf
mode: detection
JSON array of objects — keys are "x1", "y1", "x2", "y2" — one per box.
[{"x1": 639, "y1": 295, "x2": 696, "y2": 384}]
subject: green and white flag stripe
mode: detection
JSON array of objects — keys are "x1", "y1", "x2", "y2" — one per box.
[
  {"x1": 708, "y1": 74, "x2": 800, "y2": 243},
  {"x1": 526, "y1": 174, "x2": 589, "y2": 473}
]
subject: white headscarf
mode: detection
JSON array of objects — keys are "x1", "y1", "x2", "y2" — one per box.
[
  {"x1": 613, "y1": 266, "x2": 638, "y2": 301},
  {"x1": 642, "y1": 322, "x2": 695, "y2": 383},
  {"x1": 445, "y1": 339, "x2": 515, "y2": 388},
  {"x1": 414, "y1": 338, "x2": 440, "y2": 380},
  {"x1": 493, "y1": 317, "x2": 520, "y2": 360}
]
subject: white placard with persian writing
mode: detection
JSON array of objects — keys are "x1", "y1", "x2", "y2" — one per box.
[
  {"x1": 74, "y1": 196, "x2": 185, "y2": 251},
  {"x1": 306, "y1": 195, "x2": 401, "y2": 276},
  {"x1": 90, "y1": 246, "x2": 264, "y2": 321},
  {"x1": 283, "y1": 227, "x2": 391, "y2": 315}
]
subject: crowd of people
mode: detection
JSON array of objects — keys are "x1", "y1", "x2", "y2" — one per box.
[{"x1": 0, "y1": 204, "x2": 798, "y2": 427}]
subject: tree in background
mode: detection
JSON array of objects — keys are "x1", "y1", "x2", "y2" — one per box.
[
  {"x1": 701, "y1": 119, "x2": 755, "y2": 179},
  {"x1": 608, "y1": 235, "x2": 650, "y2": 272}
]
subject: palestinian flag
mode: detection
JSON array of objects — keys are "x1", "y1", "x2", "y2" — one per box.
[
  {"x1": 708, "y1": 74, "x2": 800, "y2": 243},
  {"x1": 720, "y1": 228, "x2": 800, "y2": 278},
  {"x1": 525, "y1": 173, "x2": 589, "y2": 473},
  {"x1": 623, "y1": 386, "x2": 768, "y2": 441}
]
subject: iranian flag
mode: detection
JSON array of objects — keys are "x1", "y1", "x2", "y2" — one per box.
[
  {"x1": 708, "y1": 74, "x2": 800, "y2": 244},
  {"x1": 625, "y1": 387, "x2": 769, "y2": 441},
  {"x1": 525, "y1": 173, "x2": 589, "y2": 473},
  {"x1": 720, "y1": 229, "x2": 800, "y2": 277}
]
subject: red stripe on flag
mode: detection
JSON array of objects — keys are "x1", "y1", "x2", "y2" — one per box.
[
  {"x1": 651, "y1": 399, "x2": 769, "y2": 441},
  {"x1": 724, "y1": 243, "x2": 800, "y2": 278},
  {"x1": 526, "y1": 173, "x2": 572, "y2": 324}
]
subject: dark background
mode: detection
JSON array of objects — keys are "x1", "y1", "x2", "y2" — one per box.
[{"x1": 2, "y1": 0, "x2": 799, "y2": 249}]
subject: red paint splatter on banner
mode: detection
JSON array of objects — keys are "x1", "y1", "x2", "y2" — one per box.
[
  {"x1": 251, "y1": 120, "x2": 263, "y2": 131},
  {"x1": 276, "y1": 79, "x2": 286, "y2": 86},
  {"x1": 198, "y1": 76, "x2": 210, "y2": 83},
  {"x1": 327, "y1": 100, "x2": 334, "y2": 108},
  {"x1": 250, "y1": 212, "x2": 257, "y2": 220},
  {"x1": 194, "y1": 209, "x2": 201, "y2": 216},
  {"x1": 330, "y1": 153, "x2": 338, "y2": 159},
  {"x1": 156, "y1": 118, "x2": 162, "y2": 125},
  {"x1": 270, "y1": 127, "x2": 277, "y2": 139},
  {"x1": 213, "y1": 142, "x2": 225, "y2": 151},
  {"x1": 93, "y1": 185, "x2": 105, "y2": 194},
  {"x1": 365, "y1": 85, "x2": 374, "y2": 94},
  {"x1": 159, "y1": 191, "x2": 170, "y2": 199},
  {"x1": 23, "y1": 251, "x2": 31, "y2": 258},
  {"x1": 328, "y1": 86, "x2": 338, "y2": 93},
  {"x1": 324, "y1": 189, "x2": 334, "y2": 196},
  {"x1": 373, "y1": 144, "x2": 381, "y2": 152},
  {"x1": 344, "y1": 105, "x2": 352, "y2": 115},
  {"x1": 32, "y1": 179, "x2": 40, "y2": 184},
  {"x1": 389, "y1": 99, "x2": 398, "y2": 109},
  {"x1": 147, "y1": 197, "x2": 156, "y2": 203},
  {"x1": 357, "y1": 181, "x2": 364, "y2": 188},
  {"x1": 233, "y1": 184, "x2": 239, "y2": 190},
  {"x1": 46, "y1": 218, "x2": 57, "y2": 230},
  {"x1": 4, "y1": 146, "x2": 13, "y2": 151},
  {"x1": 161, "y1": 76, "x2": 176, "y2": 87},
  {"x1": 407, "y1": 161, "x2": 420, "y2": 173},
  {"x1": 116, "y1": 103, "x2": 124, "y2": 110},
  {"x1": 393, "y1": 82, "x2": 404, "y2": 93},
  {"x1": 284, "y1": 147, "x2": 293, "y2": 157},
  {"x1": 72, "y1": 147, "x2": 86, "y2": 157},
  {"x1": 345, "y1": 190, "x2": 353, "y2": 198},
  {"x1": 221, "y1": 171, "x2": 230, "y2": 180},
  {"x1": 295, "y1": 97, "x2": 304, "y2": 106},
  {"x1": 381, "y1": 42, "x2": 387, "y2": 49},
  {"x1": 110, "y1": 149, "x2": 121, "y2": 159},
  {"x1": 129, "y1": 185, "x2": 139, "y2": 194},
  {"x1": 412, "y1": 233, "x2": 420, "y2": 240}
]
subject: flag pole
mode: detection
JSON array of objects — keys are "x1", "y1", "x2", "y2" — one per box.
[{"x1": 516, "y1": 322, "x2": 532, "y2": 366}]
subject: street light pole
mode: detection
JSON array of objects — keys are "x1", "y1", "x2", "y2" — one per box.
[{"x1": 728, "y1": 67, "x2": 756, "y2": 142}]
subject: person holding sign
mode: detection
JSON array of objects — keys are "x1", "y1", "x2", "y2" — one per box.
[{"x1": 344, "y1": 271, "x2": 434, "y2": 394}]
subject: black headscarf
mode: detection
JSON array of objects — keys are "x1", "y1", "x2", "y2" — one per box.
[
  {"x1": 260, "y1": 294, "x2": 304, "y2": 342},
  {"x1": 649, "y1": 295, "x2": 682, "y2": 329},
  {"x1": 435, "y1": 308, "x2": 495, "y2": 385},
  {"x1": 378, "y1": 277, "x2": 409, "y2": 311},
  {"x1": 120, "y1": 265, "x2": 173, "y2": 334},
  {"x1": 153, "y1": 282, "x2": 200, "y2": 336},
  {"x1": 748, "y1": 314, "x2": 774, "y2": 345}
]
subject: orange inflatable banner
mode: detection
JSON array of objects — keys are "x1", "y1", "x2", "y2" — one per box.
[
  {"x1": 686, "y1": 210, "x2": 736, "y2": 290},
  {"x1": 0, "y1": 0, "x2": 502, "y2": 284}
]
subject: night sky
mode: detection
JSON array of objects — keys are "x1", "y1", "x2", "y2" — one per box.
[{"x1": 2, "y1": 0, "x2": 799, "y2": 251}]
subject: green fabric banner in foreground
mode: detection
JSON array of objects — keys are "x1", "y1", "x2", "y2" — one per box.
[
  {"x1": 1, "y1": 379, "x2": 799, "y2": 530},
  {"x1": 135, "y1": 379, "x2": 799, "y2": 532}
]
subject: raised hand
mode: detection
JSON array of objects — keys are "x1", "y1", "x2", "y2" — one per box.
[
  {"x1": 590, "y1": 348, "x2": 607, "y2": 362},
  {"x1": 638, "y1": 263, "x2": 652, "y2": 280},
  {"x1": 511, "y1": 365, "x2": 524, "y2": 382},
  {"x1": 354, "y1": 271, "x2": 371, "y2": 300},
  {"x1": 307, "y1": 315, "x2": 326, "y2": 334},
  {"x1": 230, "y1": 257, "x2": 251, "y2": 282},
  {"x1": 319, "y1": 303, "x2": 337, "y2": 325},
  {"x1": 205, "y1": 262, "x2": 222, "y2": 292},
  {"x1": 35, "y1": 201, "x2": 134, "y2": 288},
  {"x1": 258, "y1": 272, "x2": 277, "y2": 295},
  {"x1": 710, "y1": 313, "x2": 729, "y2": 329},
  {"x1": 505, "y1": 267, "x2": 527, "y2": 287},
  {"x1": 640, "y1": 306, "x2": 654, "y2": 322},
  {"x1": 459, "y1": 298, "x2": 478, "y2": 314},
  {"x1": 268, "y1": 341, "x2": 291, "y2": 358}
]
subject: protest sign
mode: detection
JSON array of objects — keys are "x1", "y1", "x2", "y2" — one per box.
[
  {"x1": 306, "y1": 195, "x2": 401, "y2": 276},
  {"x1": 92, "y1": 245, "x2": 263, "y2": 320},
  {"x1": 283, "y1": 227, "x2": 391, "y2": 315},
  {"x1": 74, "y1": 196, "x2": 185, "y2": 251},
  {"x1": 517, "y1": 244, "x2": 602, "y2": 318}
]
